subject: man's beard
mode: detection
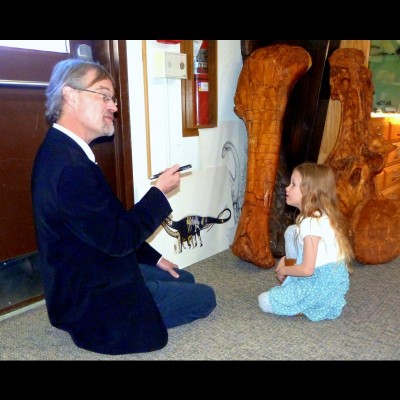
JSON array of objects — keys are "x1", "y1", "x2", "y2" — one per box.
[{"x1": 104, "y1": 124, "x2": 115, "y2": 137}]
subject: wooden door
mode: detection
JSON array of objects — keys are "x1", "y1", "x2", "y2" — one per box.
[
  {"x1": 0, "y1": 40, "x2": 132, "y2": 315},
  {"x1": 0, "y1": 45, "x2": 68, "y2": 261}
]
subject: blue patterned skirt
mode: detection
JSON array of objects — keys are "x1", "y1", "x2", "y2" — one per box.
[{"x1": 268, "y1": 261, "x2": 349, "y2": 321}]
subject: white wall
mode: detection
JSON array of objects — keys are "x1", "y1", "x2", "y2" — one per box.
[{"x1": 126, "y1": 40, "x2": 246, "y2": 202}]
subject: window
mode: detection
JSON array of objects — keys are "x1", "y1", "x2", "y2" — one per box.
[{"x1": 0, "y1": 40, "x2": 69, "y2": 53}]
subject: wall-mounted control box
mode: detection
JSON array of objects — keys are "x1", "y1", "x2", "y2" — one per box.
[{"x1": 154, "y1": 52, "x2": 187, "y2": 79}]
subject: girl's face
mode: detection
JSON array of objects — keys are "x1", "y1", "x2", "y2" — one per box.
[{"x1": 285, "y1": 170, "x2": 303, "y2": 210}]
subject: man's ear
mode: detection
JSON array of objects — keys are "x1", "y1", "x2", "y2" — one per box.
[{"x1": 62, "y1": 85, "x2": 77, "y2": 106}]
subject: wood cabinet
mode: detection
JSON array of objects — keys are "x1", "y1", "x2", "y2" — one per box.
[{"x1": 371, "y1": 116, "x2": 400, "y2": 200}]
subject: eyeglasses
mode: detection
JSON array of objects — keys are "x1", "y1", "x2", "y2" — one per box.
[{"x1": 76, "y1": 88, "x2": 118, "y2": 106}]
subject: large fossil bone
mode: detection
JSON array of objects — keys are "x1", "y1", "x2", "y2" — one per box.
[
  {"x1": 324, "y1": 48, "x2": 400, "y2": 264},
  {"x1": 231, "y1": 44, "x2": 312, "y2": 268}
]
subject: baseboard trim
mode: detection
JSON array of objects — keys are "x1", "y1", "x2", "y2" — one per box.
[{"x1": 0, "y1": 299, "x2": 45, "y2": 322}]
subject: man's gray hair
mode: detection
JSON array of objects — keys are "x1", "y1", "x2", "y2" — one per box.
[{"x1": 45, "y1": 58, "x2": 115, "y2": 124}]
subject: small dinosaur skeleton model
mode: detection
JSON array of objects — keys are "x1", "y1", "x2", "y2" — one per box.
[{"x1": 161, "y1": 207, "x2": 231, "y2": 253}]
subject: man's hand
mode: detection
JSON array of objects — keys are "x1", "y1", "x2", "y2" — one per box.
[
  {"x1": 156, "y1": 257, "x2": 180, "y2": 278},
  {"x1": 154, "y1": 164, "x2": 181, "y2": 194}
]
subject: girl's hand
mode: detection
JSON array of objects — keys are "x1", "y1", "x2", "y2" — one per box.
[
  {"x1": 275, "y1": 257, "x2": 286, "y2": 283},
  {"x1": 276, "y1": 269, "x2": 286, "y2": 283}
]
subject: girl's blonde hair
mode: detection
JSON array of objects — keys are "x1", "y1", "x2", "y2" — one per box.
[{"x1": 294, "y1": 162, "x2": 354, "y2": 269}]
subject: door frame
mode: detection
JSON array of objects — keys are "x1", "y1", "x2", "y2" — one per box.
[{"x1": 73, "y1": 40, "x2": 134, "y2": 208}]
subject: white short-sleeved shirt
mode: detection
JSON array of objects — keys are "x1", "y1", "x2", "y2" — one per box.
[{"x1": 295, "y1": 214, "x2": 340, "y2": 268}]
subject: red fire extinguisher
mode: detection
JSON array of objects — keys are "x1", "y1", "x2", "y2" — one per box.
[{"x1": 194, "y1": 40, "x2": 210, "y2": 125}]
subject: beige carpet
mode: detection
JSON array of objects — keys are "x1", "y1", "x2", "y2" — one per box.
[{"x1": 1, "y1": 249, "x2": 399, "y2": 360}]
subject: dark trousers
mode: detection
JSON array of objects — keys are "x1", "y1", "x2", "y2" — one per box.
[{"x1": 139, "y1": 264, "x2": 217, "y2": 328}]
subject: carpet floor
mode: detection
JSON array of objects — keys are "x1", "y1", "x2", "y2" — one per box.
[{"x1": 1, "y1": 249, "x2": 399, "y2": 360}]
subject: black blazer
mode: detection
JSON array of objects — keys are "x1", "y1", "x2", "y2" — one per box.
[{"x1": 31, "y1": 127, "x2": 172, "y2": 355}]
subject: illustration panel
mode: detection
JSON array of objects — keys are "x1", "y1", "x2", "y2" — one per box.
[
  {"x1": 147, "y1": 165, "x2": 234, "y2": 269},
  {"x1": 199, "y1": 120, "x2": 248, "y2": 242}
]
